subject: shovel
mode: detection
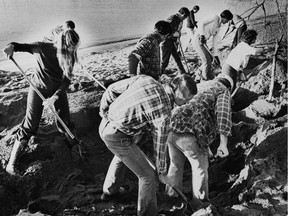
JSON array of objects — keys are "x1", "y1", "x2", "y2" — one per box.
[
  {"x1": 144, "y1": 155, "x2": 204, "y2": 213},
  {"x1": 203, "y1": 44, "x2": 221, "y2": 68},
  {"x1": 178, "y1": 40, "x2": 192, "y2": 75},
  {"x1": 10, "y1": 57, "x2": 86, "y2": 160},
  {"x1": 80, "y1": 64, "x2": 107, "y2": 90}
]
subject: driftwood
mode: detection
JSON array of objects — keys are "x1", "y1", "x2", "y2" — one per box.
[{"x1": 267, "y1": 34, "x2": 283, "y2": 101}]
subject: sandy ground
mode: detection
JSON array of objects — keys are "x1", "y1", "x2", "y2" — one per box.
[{"x1": 0, "y1": 14, "x2": 287, "y2": 215}]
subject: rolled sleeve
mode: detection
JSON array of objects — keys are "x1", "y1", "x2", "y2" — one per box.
[
  {"x1": 99, "y1": 78, "x2": 134, "y2": 118},
  {"x1": 151, "y1": 116, "x2": 170, "y2": 173},
  {"x1": 216, "y1": 91, "x2": 232, "y2": 137}
]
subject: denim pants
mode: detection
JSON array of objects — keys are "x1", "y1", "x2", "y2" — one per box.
[
  {"x1": 99, "y1": 119, "x2": 158, "y2": 216},
  {"x1": 191, "y1": 34, "x2": 214, "y2": 80},
  {"x1": 17, "y1": 86, "x2": 73, "y2": 141},
  {"x1": 161, "y1": 38, "x2": 186, "y2": 74},
  {"x1": 165, "y1": 131, "x2": 209, "y2": 201}
]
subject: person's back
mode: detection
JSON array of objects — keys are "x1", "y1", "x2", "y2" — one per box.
[
  {"x1": 103, "y1": 75, "x2": 171, "y2": 135},
  {"x1": 222, "y1": 29, "x2": 265, "y2": 88},
  {"x1": 130, "y1": 32, "x2": 162, "y2": 79},
  {"x1": 232, "y1": 14, "x2": 245, "y2": 28}
]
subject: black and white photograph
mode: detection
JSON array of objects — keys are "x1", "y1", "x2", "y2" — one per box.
[{"x1": 0, "y1": 0, "x2": 287, "y2": 215}]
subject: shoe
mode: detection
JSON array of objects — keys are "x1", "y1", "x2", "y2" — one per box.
[
  {"x1": 100, "y1": 186, "x2": 128, "y2": 201},
  {"x1": 6, "y1": 139, "x2": 27, "y2": 175}
]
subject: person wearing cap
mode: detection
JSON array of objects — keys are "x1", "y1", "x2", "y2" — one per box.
[
  {"x1": 165, "y1": 74, "x2": 233, "y2": 210},
  {"x1": 43, "y1": 20, "x2": 75, "y2": 42},
  {"x1": 3, "y1": 29, "x2": 80, "y2": 176},
  {"x1": 192, "y1": 10, "x2": 233, "y2": 80},
  {"x1": 222, "y1": 29, "x2": 267, "y2": 92},
  {"x1": 128, "y1": 20, "x2": 173, "y2": 80},
  {"x1": 161, "y1": 7, "x2": 190, "y2": 75}
]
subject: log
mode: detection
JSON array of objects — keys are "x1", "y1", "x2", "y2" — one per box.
[{"x1": 267, "y1": 34, "x2": 283, "y2": 101}]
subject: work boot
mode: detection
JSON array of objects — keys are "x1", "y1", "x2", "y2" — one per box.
[{"x1": 6, "y1": 139, "x2": 27, "y2": 175}]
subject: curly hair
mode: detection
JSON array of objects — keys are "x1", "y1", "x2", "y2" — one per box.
[{"x1": 240, "y1": 29, "x2": 258, "y2": 45}]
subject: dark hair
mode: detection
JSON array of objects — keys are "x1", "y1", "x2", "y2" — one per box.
[
  {"x1": 193, "y1": 5, "x2": 200, "y2": 11},
  {"x1": 155, "y1": 20, "x2": 173, "y2": 35},
  {"x1": 170, "y1": 74, "x2": 197, "y2": 95},
  {"x1": 65, "y1": 20, "x2": 75, "y2": 30},
  {"x1": 220, "y1": 10, "x2": 233, "y2": 20},
  {"x1": 178, "y1": 7, "x2": 190, "y2": 17},
  {"x1": 241, "y1": 29, "x2": 258, "y2": 45}
]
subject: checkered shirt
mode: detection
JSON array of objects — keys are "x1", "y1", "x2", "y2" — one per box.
[
  {"x1": 131, "y1": 33, "x2": 162, "y2": 79},
  {"x1": 100, "y1": 75, "x2": 172, "y2": 172},
  {"x1": 170, "y1": 80, "x2": 232, "y2": 152}
]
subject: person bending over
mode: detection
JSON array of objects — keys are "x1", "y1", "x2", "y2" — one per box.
[
  {"x1": 165, "y1": 74, "x2": 233, "y2": 211},
  {"x1": 99, "y1": 74, "x2": 197, "y2": 216},
  {"x1": 3, "y1": 29, "x2": 80, "y2": 176},
  {"x1": 221, "y1": 29, "x2": 267, "y2": 92},
  {"x1": 191, "y1": 10, "x2": 233, "y2": 80}
]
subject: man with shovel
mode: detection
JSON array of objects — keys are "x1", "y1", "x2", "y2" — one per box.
[
  {"x1": 221, "y1": 29, "x2": 267, "y2": 94},
  {"x1": 161, "y1": 7, "x2": 190, "y2": 75},
  {"x1": 165, "y1": 74, "x2": 233, "y2": 211},
  {"x1": 128, "y1": 20, "x2": 173, "y2": 80},
  {"x1": 3, "y1": 29, "x2": 81, "y2": 176},
  {"x1": 99, "y1": 74, "x2": 197, "y2": 215},
  {"x1": 191, "y1": 10, "x2": 233, "y2": 80}
]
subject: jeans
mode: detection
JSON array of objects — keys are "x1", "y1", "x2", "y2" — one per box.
[
  {"x1": 17, "y1": 86, "x2": 73, "y2": 142},
  {"x1": 191, "y1": 34, "x2": 214, "y2": 80},
  {"x1": 161, "y1": 38, "x2": 186, "y2": 74},
  {"x1": 165, "y1": 131, "x2": 209, "y2": 201},
  {"x1": 99, "y1": 119, "x2": 158, "y2": 216}
]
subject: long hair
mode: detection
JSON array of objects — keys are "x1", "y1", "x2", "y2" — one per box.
[{"x1": 56, "y1": 29, "x2": 80, "y2": 78}]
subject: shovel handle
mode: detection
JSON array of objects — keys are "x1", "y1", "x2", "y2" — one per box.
[
  {"x1": 144, "y1": 155, "x2": 190, "y2": 204},
  {"x1": 10, "y1": 57, "x2": 76, "y2": 141}
]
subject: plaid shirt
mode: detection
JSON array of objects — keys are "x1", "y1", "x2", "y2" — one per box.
[
  {"x1": 100, "y1": 75, "x2": 172, "y2": 172},
  {"x1": 130, "y1": 33, "x2": 162, "y2": 79},
  {"x1": 170, "y1": 80, "x2": 232, "y2": 152}
]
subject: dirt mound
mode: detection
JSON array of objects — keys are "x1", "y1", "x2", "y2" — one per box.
[{"x1": 0, "y1": 14, "x2": 287, "y2": 216}]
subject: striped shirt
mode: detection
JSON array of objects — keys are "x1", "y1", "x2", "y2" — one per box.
[
  {"x1": 170, "y1": 80, "x2": 232, "y2": 152},
  {"x1": 100, "y1": 75, "x2": 172, "y2": 172},
  {"x1": 129, "y1": 33, "x2": 162, "y2": 79}
]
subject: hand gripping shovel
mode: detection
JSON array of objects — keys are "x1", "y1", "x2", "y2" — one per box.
[
  {"x1": 10, "y1": 57, "x2": 86, "y2": 160},
  {"x1": 144, "y1": 155, "x2": 204, "y2": 214}
]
